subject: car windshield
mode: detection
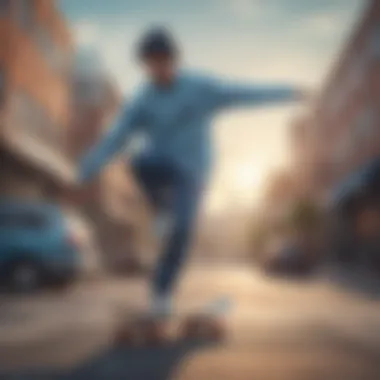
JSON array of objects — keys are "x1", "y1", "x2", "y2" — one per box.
[{"x1": 0, "y1": 210, "x2": 47, "y2": 229}]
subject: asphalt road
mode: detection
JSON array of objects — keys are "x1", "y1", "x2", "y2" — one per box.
[{"x1": 1, "y1": 263, "x2": 380, "y2": 380}]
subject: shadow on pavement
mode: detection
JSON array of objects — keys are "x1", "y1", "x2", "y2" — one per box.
[
  {"x1": 324, "y1": 265, "x2": 380, "y2": 300},
  {"x1": 0, "y1": 338, "x2": 215, "y2": 380}
]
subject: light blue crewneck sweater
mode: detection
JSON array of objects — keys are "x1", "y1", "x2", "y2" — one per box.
[{"x1": 79, "y1": 71, "x2": 300, "y2": 185}]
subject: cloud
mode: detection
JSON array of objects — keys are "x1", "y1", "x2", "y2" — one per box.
[
  {"x1": 292, "y1": 0, "x2": 364, "y2": 40},
  {"x1": 71, "y1": 20, "x2": 142, "y2": 92},
  {"x1": 217, "y1": 0, "x2": 271, "y2": 20},
  {"x1": 73, "y1": 21, "x2": 99, "y2": 46},
  {"x1": 296, "y1": 9, "x2": 353, "y2": 39},
  {"x1": 66, "y1": 2, "x2": 362, "y2": 206},
  {"x1": 306, "y1": 13, "x2": 340, "y2": 35}
]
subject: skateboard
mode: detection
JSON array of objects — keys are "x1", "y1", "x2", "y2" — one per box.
[{"x1": 114, "y1": 297, "x2": 231, "y2": 346}]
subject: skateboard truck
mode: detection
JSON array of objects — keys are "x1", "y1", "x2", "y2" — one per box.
[{"x1": 114, "y1": 298, "x2": 231, "y2": 346}]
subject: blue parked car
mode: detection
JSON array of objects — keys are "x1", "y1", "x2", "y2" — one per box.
[{"x1": 0, "y1": 199, "x2": 80, "y2": 292}]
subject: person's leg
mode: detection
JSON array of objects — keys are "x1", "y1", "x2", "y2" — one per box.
[
  {"x1": 131, "y1": 155, "x2": 201, "y2": 316},
  {"x1": 131, "y1": 154, "x2": 166, "y2": 210},
  {"x1": 131, "y1": 154, "x2": 176, "y2": 240},
  {"x1": 152, "y1": 170, "x2": 201, "y2": 303}
]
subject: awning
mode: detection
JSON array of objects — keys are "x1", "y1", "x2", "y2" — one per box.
[{"x1": 328, "y1": 157, "x2": 380, "y2": 210}]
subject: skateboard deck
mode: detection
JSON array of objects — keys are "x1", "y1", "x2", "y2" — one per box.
[{"x1": 115, "y1": 297, "x2": 232, "y2": 346}]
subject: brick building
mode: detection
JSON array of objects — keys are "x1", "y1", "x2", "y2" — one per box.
[
  {"x1": 0, "y1": 2, "x2": 107, "y2": 275},
  {"x1": 290, "y1": 0, "x2": 380, "y2": 202},
  {"x1": 288, "y1": 112, "x2": 324, "y2": 199},
  {"x1": 0, "y1": 0, "x2": 74, "y2": 200},
  {"x1": 68, "y1": 49, "x2": 152, "y2": 268}
]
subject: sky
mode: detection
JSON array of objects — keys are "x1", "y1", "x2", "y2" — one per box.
[{"x1": 59, "y1": 0, "x2": 364, "y2": 214}]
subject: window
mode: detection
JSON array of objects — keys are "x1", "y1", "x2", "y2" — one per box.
[
  {"x1": 75, "y1": 79, "x2": 91, "y2": 101},
  {"x1": 35, "y1": 26, "x2": 69, "y2": 77},
  {"x1": 0, "y1": 211, "x2": 46, "y2": 229},
  {"x1": 353, "y1": 107, "x2": 375, "y2": 142},
  {"x1": 0, "y1": 0, "x2": 10, "y2": 15},
  {"x1": 35, "y1": 26, "x2": 52, "y2": 55},
  {"x1": 333, "y1": 132, "x2": 352, "y2": 165},
  {"x1": 347, "y1": 55, "x2": 366, "y2": 92},
  {"x1": 75, "y1": 77, "x2": 106, "y2": 106},
  {"x1": 327, "y1": 87, "x2": 345, "y2": 117},
  {"x1": 332, "y1": 108, "x2": 375, "y2": 166},
  {"x1": 9, "y1": 90, "x2": 30, "y2": 126},
  {"x1": 35, "y1": 26, "x2": 55, "y2": 67},
  {"x1": 369, "y1": 26, "x2": 380, "y2": 59},
  {"x1": 51, "y1": 47, "x2": 69, "y2": 76},
  {"x1": 0, "y1": 69, "x2": 4, "y2": 107},
  {"x1": 15, "y1": 0, "x2": 34, "y2": 30},
  {"x1": 16, "y1": 0, "x2": 34, "y2": 29},
  {"x1": 8, "y1": 90, "x2": 60, "y2": 145}
]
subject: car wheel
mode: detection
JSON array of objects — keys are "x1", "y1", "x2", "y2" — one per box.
[
  {"x1": 7, "y1": 260, "x2": 44, "y2": 293},
  {"x1": 49, "y1": 275, "x2": 73, "y2": 291}
]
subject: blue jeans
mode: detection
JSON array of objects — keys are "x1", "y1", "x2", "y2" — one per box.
[{"x1": 131, "y1": 154, "x2": 201, "y2": 297}]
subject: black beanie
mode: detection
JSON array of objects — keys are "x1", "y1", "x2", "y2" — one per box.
[{"x1": 137, "y1": 27, "x2": 178, "y2": 60}]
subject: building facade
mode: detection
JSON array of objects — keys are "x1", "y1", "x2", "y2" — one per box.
[
  {"x1": 67, "y1": 50, "x2": 152, "y2": 268},
  {"x1": 288, "y1": 112, "x2": 327, "y2": 200},
  {"x1": 0, "y1": 0, "x2": 74, "y2": 199},
  {"x1": 290, "y1": 0, "x2": 380, "y2": 202}
]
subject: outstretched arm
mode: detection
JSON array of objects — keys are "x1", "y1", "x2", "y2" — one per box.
[
  {"x1": 207, "y1": 77, "x2": 307, "y2": 110},
  {"x1": 78, "y1": 99, "x2": 143, "y2": 183}
]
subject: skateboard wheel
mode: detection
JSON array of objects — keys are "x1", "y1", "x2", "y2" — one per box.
[
  {"x1": 143, "y1": 320, "x2": 169, "y2": 345},
  {"x1": 115, "y1": 324, "x2": 135, "y2": 344},
  {"x1": 115, "y1": 318, "x2": 169, "y2": 346},
  {"x1": 181, "y1": 316, "x2": 225, "y2": 341},
  {"x1": 207, "y1": 320, "x2": 225, "y2": 341}
]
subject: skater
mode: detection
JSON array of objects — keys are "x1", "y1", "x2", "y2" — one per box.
[{"x1": 78, "y1": 27, "x2": 308, "y2": 318}]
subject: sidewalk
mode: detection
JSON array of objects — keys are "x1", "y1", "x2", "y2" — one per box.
[
  {"x1": 0, "y1": 277, "x2": 149, "y2": 370},
  {"x1": 2, "y1": 265, "x2": 380, "y2": 379},
  {"x1": 0, "y1": 282, "x2": 125, "y2": 371},
  {"x1": 0, "y1": 299, "x2": 114, "y2": 346},
  {"x1": 322, "y1": 264, "x2": 380, "y2": 298}
]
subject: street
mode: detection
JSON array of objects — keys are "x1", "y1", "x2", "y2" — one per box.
[{"x1": 1, "y1": 263, "x2": 380, "y2": 379}]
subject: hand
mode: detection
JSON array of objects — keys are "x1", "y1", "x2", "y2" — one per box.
[
  {"x1": 69, "y1": 177, "x2": 98, "y2": 205},
  {"x1": 69, "y1": 182, "x2": 99, "y2": 205},
  {"x1": 68, "y1": 184, "x2": 90, "y2": 205}
]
